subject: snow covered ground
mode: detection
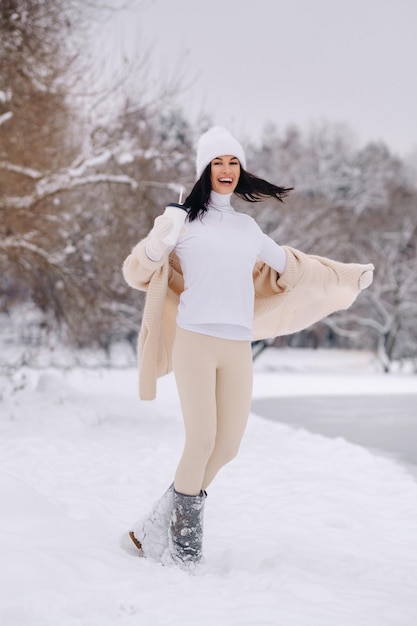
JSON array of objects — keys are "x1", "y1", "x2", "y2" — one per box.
[{"x1": 1, "y1": 348, "x2": 417, "y2": 626}]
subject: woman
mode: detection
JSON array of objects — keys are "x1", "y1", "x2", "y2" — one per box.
[{"x1": 122, "y1": 126, "x2": 374, "y2": 569}]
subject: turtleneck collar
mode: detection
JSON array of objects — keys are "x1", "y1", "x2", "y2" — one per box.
[{"x1": 208, "y1": 190, "x2": 234, "y2": 210}]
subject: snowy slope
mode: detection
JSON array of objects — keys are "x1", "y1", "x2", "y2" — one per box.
[{"x1": 1, "y1": 350, "x2": 417, "y2": 626}]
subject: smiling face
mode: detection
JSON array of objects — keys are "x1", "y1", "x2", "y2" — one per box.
[{"x1": 210, "y1": 155, "x2": 241, "y2": 194}]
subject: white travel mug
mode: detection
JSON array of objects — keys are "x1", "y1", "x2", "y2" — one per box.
[{"x1": 161, "y1": 202, "x2": 188, "y2": 245}]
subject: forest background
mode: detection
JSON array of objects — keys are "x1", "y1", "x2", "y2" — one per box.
[{"x1": 1, "y1": 0, "x2": 416, "y2": 374}]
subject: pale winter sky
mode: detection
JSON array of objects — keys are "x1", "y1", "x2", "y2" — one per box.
[{"x1": 98, "y1": 0, "x2": 417, "y2": 156}]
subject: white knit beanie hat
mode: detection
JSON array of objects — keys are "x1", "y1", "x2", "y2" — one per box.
[{"x1": 195, "y1": 126, "x2": 246, "y2": 179}]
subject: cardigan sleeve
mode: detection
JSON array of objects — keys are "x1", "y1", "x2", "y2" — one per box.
[
  {"x1": 122, "y1": 242, "x2": 182, "y2": 401},
  {"x1": 253, "y1": 246, "x2": 374, "y2": 340},
  {"x1": 122, "y1": 237, "x2": 166, "y2": 292}
]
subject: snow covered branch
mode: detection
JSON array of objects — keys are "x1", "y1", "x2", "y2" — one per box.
[
  {"x1": 1, "y1": 237, "x2": 67, "y2": 267},
  {"x1": 68, "y1": 151, "x2": 114, "y2": 177},
  {"x1": 0, "y1": 111, "x2": 13, "y2": 126},
  {"x1": 0, "y1": 172, "x2": 139, "y2": 210},
  {"x1": 321, "y1": 316, "x2": 361, "y2": 339},
  {"x1": 0, "y1": 171, "x2": 185, "y2": 210},
  {"x1": 0, "y1": 161, "x2": 43, "y2": 179}
]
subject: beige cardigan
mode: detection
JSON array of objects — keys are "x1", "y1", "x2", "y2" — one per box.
[{"x1": 123, "y1": 237, "x2": 374, "y2": 400}]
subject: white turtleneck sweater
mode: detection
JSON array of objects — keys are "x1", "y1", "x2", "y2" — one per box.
[{"x1": 173, "y1": 191, "x2": 287, "y2": 340}]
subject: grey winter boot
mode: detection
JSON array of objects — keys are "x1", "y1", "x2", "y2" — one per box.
[
  {"x1": 128, "y1": 483, "x2": 174, "y2": 561},
  {"x1": 168, "y1": 489, "x2": 206, "y2": 567}
]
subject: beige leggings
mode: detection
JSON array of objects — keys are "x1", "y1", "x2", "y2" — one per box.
[{"x1": 172, "y1": 328, "x2": 253, "y2": 495}]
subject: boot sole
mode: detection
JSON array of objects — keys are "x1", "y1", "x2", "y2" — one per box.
[{"x1": 128, "y1": 531, "x2": 144, "y2": 554}]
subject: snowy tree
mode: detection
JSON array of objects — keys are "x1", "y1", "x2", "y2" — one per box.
[
  {"x1": 351, "y1": 185, "x2": 417, "y2": 371},
  {"x1": 248, "y1": 122, "x2": 417, "y2": 367},
  {"x1": 68, "y1": 104, "x2": 195, "y2": 348},
  {"x1": 0, "y1": 0, "x2": 195, "y2": 350},
  {"x1": 0, "y1": 0, "x2": 83, "y2": 331}
]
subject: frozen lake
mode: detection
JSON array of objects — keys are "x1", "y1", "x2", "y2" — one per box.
[{"x1": 251, "y1": 394, "x2": 417, "y2": 469}]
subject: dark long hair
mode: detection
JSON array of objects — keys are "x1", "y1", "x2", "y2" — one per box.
[{"x1": 183, "y1": 164, "x2": 293, "y2": 221}]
